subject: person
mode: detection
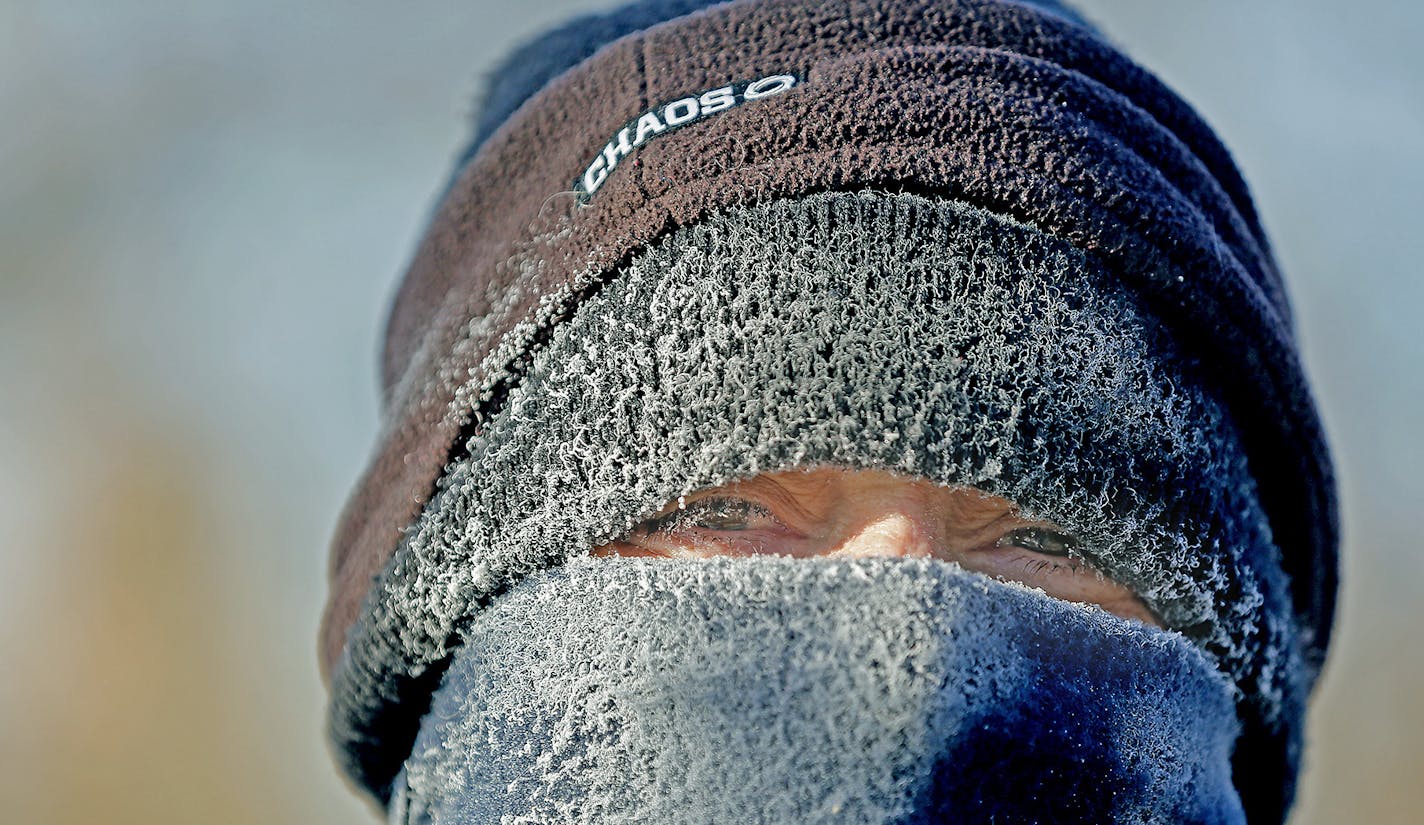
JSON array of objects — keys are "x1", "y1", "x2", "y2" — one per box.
[{"x1": 319, "y1": 1, "x2": 1338, "y2": 823}]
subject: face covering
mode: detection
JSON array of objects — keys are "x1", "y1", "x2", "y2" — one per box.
[
  {"x1": 320, "y1": 2, "x2": 1338, "y2": 823},
  {"x1": 349, "y1": 189, "x2": 1300, "y2": 823},
  {"x1": 389, "y1": 557, "x2": 1244, "y2": 825}
]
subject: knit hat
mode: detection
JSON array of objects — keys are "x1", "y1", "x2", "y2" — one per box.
[{"x1": 320, "y1": 1, "x2": 1337, "y2": 822}]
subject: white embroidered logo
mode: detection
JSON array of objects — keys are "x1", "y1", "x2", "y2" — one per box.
[{"x1": 575, "y1": 73, "x2": 799, "y2": 200}]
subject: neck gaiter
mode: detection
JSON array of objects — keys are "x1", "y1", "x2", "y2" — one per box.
[{"x1": 391, "y1": 557, "x2": 1244, "y2": 825}]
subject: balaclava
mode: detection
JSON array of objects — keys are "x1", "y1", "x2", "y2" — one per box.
[{"x1": 320, "y1": 2, "x2": 1338, "y2": 823}]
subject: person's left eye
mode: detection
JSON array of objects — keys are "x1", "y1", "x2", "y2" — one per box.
[
  {"x1": 993, "y1": 527, "x2": 1079, "y2": 558},
  {"x1": 984, "y1": 525, "x2": 1092, "y2": 578}
]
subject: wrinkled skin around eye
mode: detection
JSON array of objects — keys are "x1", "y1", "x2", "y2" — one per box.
[{"x1": 591, "y1": 467, "x2": 1161, "y2": 627}]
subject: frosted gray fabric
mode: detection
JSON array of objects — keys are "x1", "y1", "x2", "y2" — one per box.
[
  {"x1": 335, "y1": 193, "x2": 1303, "y2": 766},
  {"x1": 389, "y1": 556, "x2": 1244, "y2": 824}
]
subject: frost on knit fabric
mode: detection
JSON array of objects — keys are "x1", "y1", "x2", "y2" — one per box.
[
  {"x1": 391, "y1": 556, "x2": 1244, "y2": 825},
  {"x1": 333, "y1": 191, "x2": 1306, "y2": 806}
]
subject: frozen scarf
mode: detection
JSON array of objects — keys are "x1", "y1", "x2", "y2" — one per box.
[{"x1": 320, "y1": 2, "x2": 1338, "y2": 823}]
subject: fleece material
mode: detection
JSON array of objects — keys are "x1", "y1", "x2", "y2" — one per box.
[
  {"x1": 333, "y1": 192, "x2": 1306, "y2": 821},
  {"x1": 390, "y1": 556, "x2": 1245, "y2": 825},
  {"x1": 321, "y1": 0, "x2": 1336, "y2": 687},
  {"x1": 451, "y1": 0, "x2": 1097, "y2": 175}
]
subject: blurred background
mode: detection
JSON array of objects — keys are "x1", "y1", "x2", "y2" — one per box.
[{"x1": 1, "y1": 1, "x2": 1420, "y2": 822}]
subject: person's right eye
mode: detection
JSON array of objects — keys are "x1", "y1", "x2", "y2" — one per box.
[
  {"x1": 636, "y1": 496, "x2": 781, "y2": 535},
  {"x1": 608, "y1": 495, "x2": 800, "y2": 557}
]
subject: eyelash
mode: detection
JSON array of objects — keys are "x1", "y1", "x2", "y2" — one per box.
[
  {"x1": 994, "y1": 527, "x2": 1079, "y2": 557},
  {"x1": 636, "y1": 496, "x2": 779, "y2": 535},
  {"x1": 1016, "y1": 555, "x2": 1077, "y2": 577},
  {"x1": 638, "y1": 502, "x2": 1082, "y2": 562},
  {"x1": 995, "y1": 527, "x2": 1086, "y2": 576}
]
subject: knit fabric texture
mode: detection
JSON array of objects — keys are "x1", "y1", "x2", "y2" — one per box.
[
  {"x1": 335, "y1": 192, "x2": 1305, "y2": 820},
  {"x1": 391, "y1": 556, "x2": 1244, "y2": 825},
  {"x1": 322, "y1": 2, "x2": 1338, "y2": 823},
  {"x1": 320, "y1": 0, "x2": 1336, "y2": 688}
]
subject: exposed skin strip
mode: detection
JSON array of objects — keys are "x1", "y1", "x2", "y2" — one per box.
[{"x1": 594, "y1": 466, "x2": 1162, "y2": 627}]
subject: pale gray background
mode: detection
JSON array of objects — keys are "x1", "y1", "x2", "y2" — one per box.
[{"x1": 1, "y1": 1, "x2": 1419, "y2": 822}]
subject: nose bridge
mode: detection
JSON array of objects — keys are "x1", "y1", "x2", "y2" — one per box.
[{"x1": 837, "y1": 496, "x2": 942, "y2": 559}]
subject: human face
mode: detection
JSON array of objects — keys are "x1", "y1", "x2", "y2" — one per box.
[{"x1": 592, "y1": 467, "x2": 1160, "y2": 627}]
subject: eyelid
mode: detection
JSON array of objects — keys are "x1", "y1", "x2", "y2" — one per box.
[
  {"x1": 639, "y1": 494, "x2": 783, "y2": 534},
  {"x1": 993, "y1": 526, "x2": 1080, "y2": 558}
]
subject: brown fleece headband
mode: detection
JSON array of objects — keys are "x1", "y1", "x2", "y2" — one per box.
[{"x1": 321, "y1": 0, "x2": 1334, "y2": 686}]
